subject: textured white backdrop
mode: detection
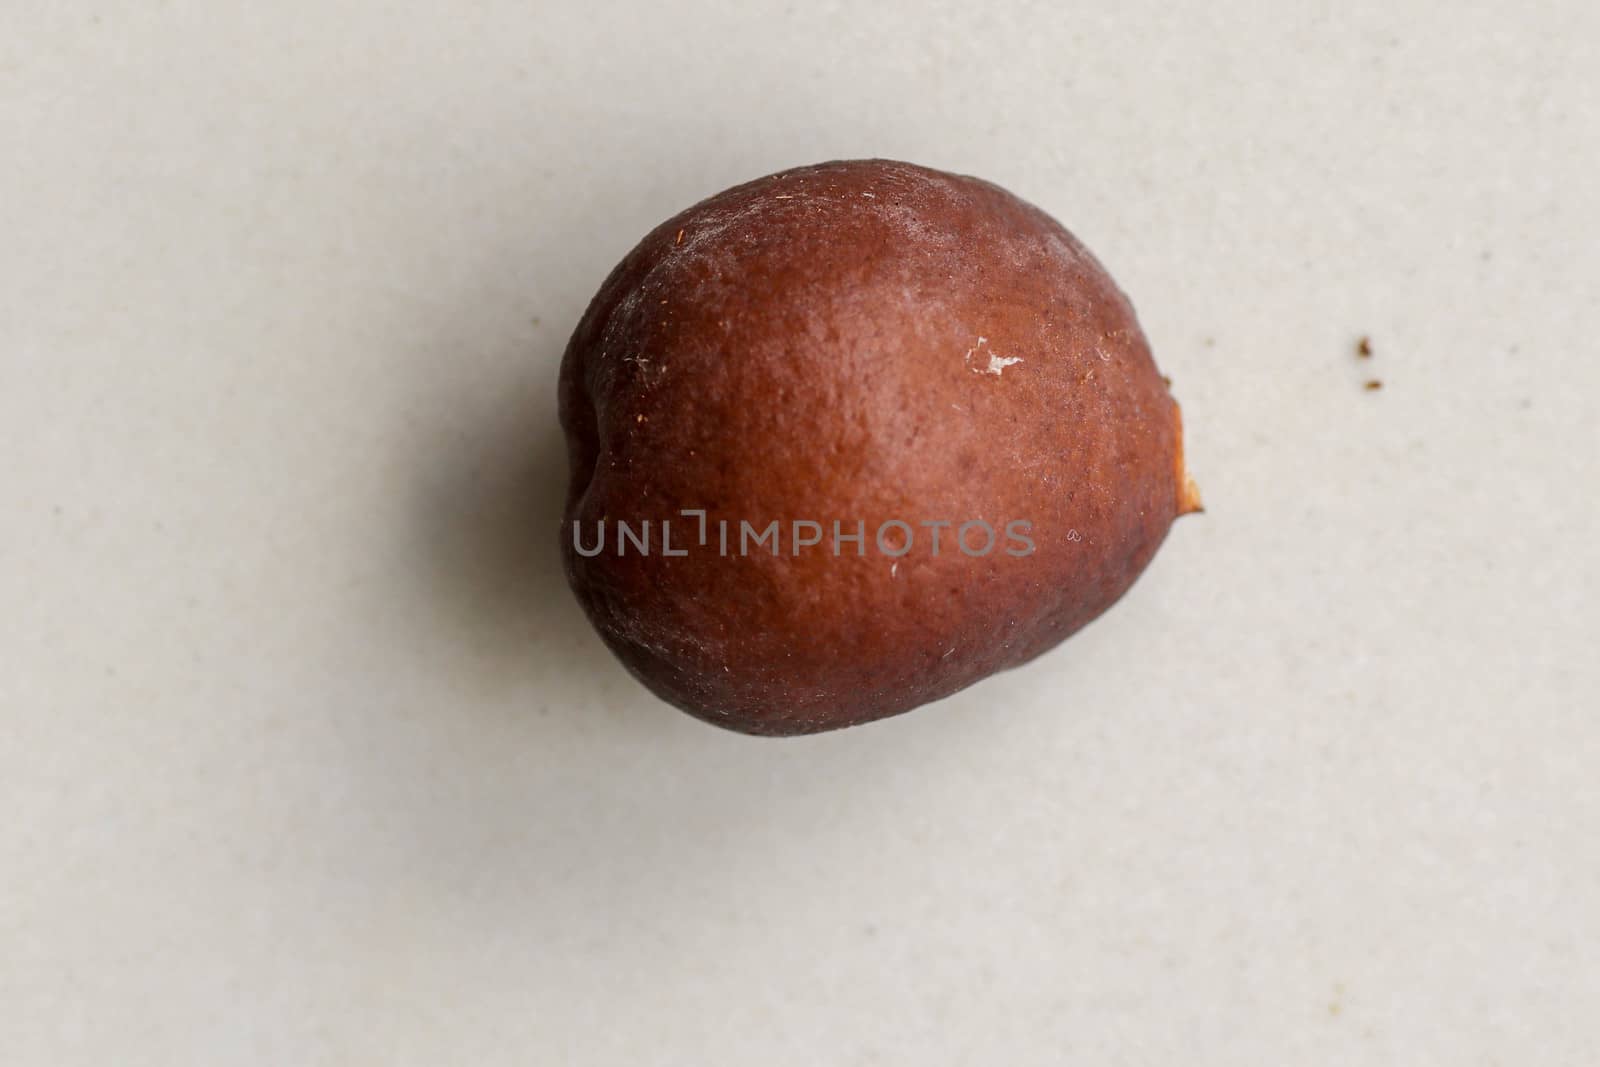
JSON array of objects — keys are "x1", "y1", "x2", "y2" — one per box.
[{"x1": 3, "y1": 2, "x2": 1598, "y2": 1063}]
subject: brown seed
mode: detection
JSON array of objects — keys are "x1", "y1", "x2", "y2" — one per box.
[
  {"x1": 1357, "y1": 336, "x2": 1373, "y2": 358},
  {"x1": 559, "y1": 159, "x2": 1197, "y2": 735},
  {"x1": 1364, "y1": 379, "x2": 1383, "y2": 391}
]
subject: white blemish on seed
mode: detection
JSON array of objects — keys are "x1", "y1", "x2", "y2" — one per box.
[
  {"x1": 986, "y1": 352, "x2": 1023, "y2": 375},
  {"x1": 965, "y1": 335, "x2": 1022, "y2": 376}
]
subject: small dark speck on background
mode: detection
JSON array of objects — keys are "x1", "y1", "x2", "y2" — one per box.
[
  {"x1": 1357, "y1": 336, "x2": 1373, "y2": 358},
  {"x1": 1364, "y1": 379, "x2": 1383, "y2": 391}
]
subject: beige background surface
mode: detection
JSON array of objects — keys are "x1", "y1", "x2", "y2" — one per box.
[{"x1": 4, "y1": 2, "x2": 1598, "y2": 1063}]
